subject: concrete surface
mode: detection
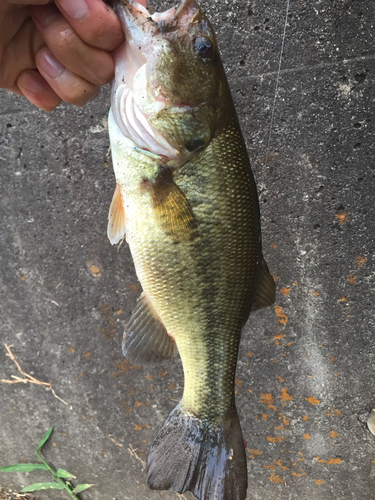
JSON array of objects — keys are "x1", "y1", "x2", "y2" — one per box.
[{"x1": 0, "y1": 0, "x2": 374, "y2": 499}]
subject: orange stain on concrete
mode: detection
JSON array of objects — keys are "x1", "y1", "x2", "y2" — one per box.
[
  {"x1": 69, "y1": 346, "x2": 75, "y2": 353},
  {"x1": 268, "y1": 475, "x2": 284, "y2": 483},
  {"x1": 262, "y1": 414, "x2": 268, "y2": 420},
  {"x1": 112, "y1": 360, "x2": 140, "y2": 378},
  {"x1": 355, "y1": 256, "x2": 367, "y2": 268},
  {"x1": 280, "y1": 287, "x2": 291, "y2": 296},
  {"x1": 326, "y1": 409, "x2": 343, "y2": 417},
  {"x1": 328, "y1": 458, "x2": 342, "y2": 464},
  {"x1": 306, "y1": 396, "x2": 321, "y2": 405},
  {"x1": 335, "y1": 212, "x2": 348, "y2": 225},
  {"x1": 235, "y1": 378, "x2": 243, "y2": 387},
  {"x1": 134, "y1": 424, "x2": 142, "y2": 430},
  {"x1": 303, "y1": 434, "x2": 311, "y2": 440},
  {"x1": 275, "y1": 306, "x2": 288, "y2": 325},
  {"x1": 248, "y1": 449, "x2": 262, "y2": 459},
  {"x1": 329, "y1": 356, "x2": 337, "y2": 362},
  {"x1": 267, "y1": 435, "x2": 285, "y2": 443},
  {"x1": 276, "y1": 375, "x2": 285, "y2": 382},
  {"x1": 292, "y1": 472, "x2": 302, "y2": 477},
  {"x1": 348, "y1": 274, "x2": 357, "y2": 284},
  {"x1": 338, "y1": 296, "x2": 347, "y2": 302},
  {"x1": 246, "y1": 352, "x2": 254, "y2": 357},
  {"x1": 302, "y1": 415, "x2": 308, "y2": 421},
  {"x1": 260, "y1": 393, "x2": 277, "y2": 410},
  {"x1": 280, "y1": 388, "x2": 293, "y2": 402},
  {"x1": 330, "y1": 431, "x2": 339, "y2": 438},
  {"x1": 274, "y1": 333, "x2": 285, "y2": 340},
  {"x1": 315, "y1": 479, "x2": 325, "y2": 485},
  {"x1": 274, "y1": 459, "x2": 289, "y2": 471},
  {"x1": 83, "y1": 351, "x2": 91, "y2": 358}
]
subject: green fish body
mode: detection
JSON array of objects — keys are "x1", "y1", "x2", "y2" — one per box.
[{"x1": 108, "y1": 1, "x2": 275, "y2": 498}]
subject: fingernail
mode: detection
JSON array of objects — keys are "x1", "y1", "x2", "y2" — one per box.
[
  {"x1": 32, "y1": 3, "x2": 60, "y2": 27},
  {"x1": 58, "y1": 0, "x2": 89, "y2": 20},
  {"x1": 39, "y1": 50, "x2": 65, "y2": 79},
  {"x1": 21, "y1": 72, "x2": 45, "y2": 94}
]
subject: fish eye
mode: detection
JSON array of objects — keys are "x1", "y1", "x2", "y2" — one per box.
[{"x1": 194, "y1": 37, "x2": 213, "y2": 58}]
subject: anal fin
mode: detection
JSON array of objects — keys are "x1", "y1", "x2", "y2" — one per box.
[
  {"x1": 147, "y1": 166, "x2": 197, "y2": 244},
  {"x1": 107, "y1": 183, "x2": 126, "y2": 245},
  {"x1": 252, "y1": 257, "x2": 275, "y2": 311},
  {"x1": 123, "y1": 293, "x2": 178, "y2": 366}
]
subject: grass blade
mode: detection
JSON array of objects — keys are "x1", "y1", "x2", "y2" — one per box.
[
  {"x1": 36, "y1": 427, "x2": 54, "y2": 454},
  {"x1": 73, "y1": 484, "x2": 94, "y2": 493},
  {"x1": 21, "y1": 482, "x2": 65, "y2": 492},
  {"x1": 56, "y1": 468, "x2": 76, "y2": 479},
  {"x1": 0, "y1": 464, "x2": 48, "y2": 473}
]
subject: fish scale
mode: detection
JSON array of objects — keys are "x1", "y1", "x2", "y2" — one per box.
[{"x1": 107, "y1": 0, "x2": 275, "y2": 498}]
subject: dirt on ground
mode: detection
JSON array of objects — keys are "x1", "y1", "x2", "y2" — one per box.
[{"x1": 0, "y1": 487, "x2": 39, "y2": 500}]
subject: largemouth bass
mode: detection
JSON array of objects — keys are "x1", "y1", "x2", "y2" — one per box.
[{"x1": 107, "y1": 0, "x2": 275, "y2": 498}]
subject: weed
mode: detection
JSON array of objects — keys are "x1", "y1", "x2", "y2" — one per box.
[{"x1": 0, "y1": 427, "x2": 93, "y2": 499}]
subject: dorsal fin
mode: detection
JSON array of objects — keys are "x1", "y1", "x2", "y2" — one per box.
[
  {"x1": 108, "y1": 183, "x2": 126, "y2": 245},
  {"x1": 252, "y1": 258, "x2": 275, "y2": 311},
  {"x1": 123, "y1": 293, "x2": 178, "y2": 366}
]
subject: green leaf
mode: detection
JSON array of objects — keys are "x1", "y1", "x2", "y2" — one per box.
[
  {"x1": 0, "y1": 464, "x2": 48, "y2": 473},
  {"x1": 21, "y1": 482, "x2": 65, "y2": 492},
  {"x1": 73, "y1": 484, "x2": 94, "y2": 494},
  {"x1": 56, "y1": 468, "x2": 76, "y2": 479},
  {"x1": 36, "y1": 426, "x2": 54, "y2": 454}
]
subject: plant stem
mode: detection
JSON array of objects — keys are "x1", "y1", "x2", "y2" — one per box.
[{"x1": 36, "y1": 451, "x2": 79, "y2": 500}]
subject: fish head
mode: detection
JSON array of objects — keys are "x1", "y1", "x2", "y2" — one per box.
[{"x1": 111, "y1": 0, "x2": 232, "y2": 161}]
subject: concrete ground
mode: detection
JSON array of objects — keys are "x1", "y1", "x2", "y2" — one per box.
[{"x1": 0, "y1": 0, "x2": 374, "y2": 499}]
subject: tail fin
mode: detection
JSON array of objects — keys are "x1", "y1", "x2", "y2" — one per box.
[{"x1": 147, "y1": 403, "x2": 247, "y2": 500}]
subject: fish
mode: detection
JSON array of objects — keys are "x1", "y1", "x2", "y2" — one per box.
[{"x1": 106, "y1": 0, "x2": 275, "y2": 498}]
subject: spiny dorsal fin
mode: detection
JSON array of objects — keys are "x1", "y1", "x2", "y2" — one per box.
[
  {"x1": 108, "y1": 183, "x2": 126, "y2": 245},
  {"x1": 147, "y1": 166, "x2": 197, "y2": 243},
  {"x1": 123, "y1": 293, "x2": 178, "y2": 366},
  {"x1": 252, "y1": 257, "x2": 275, "y2": 311}
]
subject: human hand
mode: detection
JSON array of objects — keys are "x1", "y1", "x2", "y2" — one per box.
[{"x1": 0, "y1": 0, "x2": 145, "y2": 111}]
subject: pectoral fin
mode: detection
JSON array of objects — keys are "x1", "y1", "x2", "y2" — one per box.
[
  {"x1": 147, "y1": 166, "x2": 197, "y2": 243},
  {"x1": 252, "y1": 258, "x2": 275, "y2": 311},
  {"x1": 123, "y1": 293, "x2": 178, "y2": 366},
  {"x1": 107, "y1": 184, "x2": 126, "y2": 245}
]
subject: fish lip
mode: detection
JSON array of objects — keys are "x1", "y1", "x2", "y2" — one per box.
[{"x1": 114, "y1": 0, "x2": 201, "y2": 35}]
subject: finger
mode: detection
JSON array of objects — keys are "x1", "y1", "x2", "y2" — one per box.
[
  {"x1": 36, "y1": 47, "x2": 100, "y2": 106},
  {"x1": 55, "y1": 0, "x2": 123, "y2": 51},
  {"x1": 0, "y1": 16, "x2": 44, "y2": 90},
  {"x1": 32, "y1": 3, "x2": 114, "y2": 86},
  {"x1": 17, "y1": 69, "x2": 62, "y2": 111}
]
